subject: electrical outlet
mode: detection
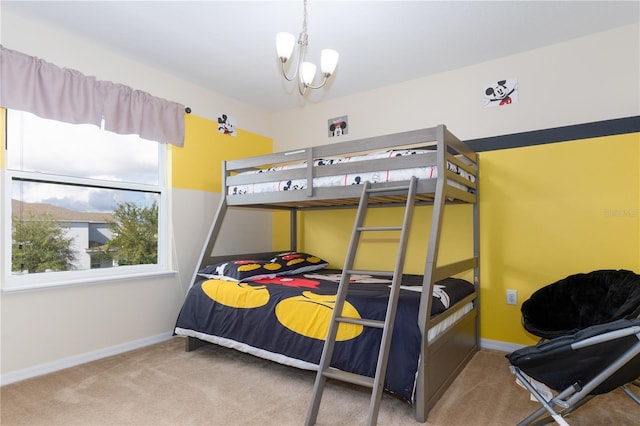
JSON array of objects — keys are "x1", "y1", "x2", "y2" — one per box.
[{"x1": 506, "y1": 289, "x2": 518, "y2": 305}]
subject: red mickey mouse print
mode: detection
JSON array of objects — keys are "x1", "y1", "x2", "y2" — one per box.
[
  {"x1": 255, "y1": 276, "x2": 320, "y2": 289},
  {"x1": 279, "y1": 253, "x2": 300, "y2": 261}
]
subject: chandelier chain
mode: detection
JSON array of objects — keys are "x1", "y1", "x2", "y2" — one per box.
[{"x1": 302, "y1": 0, "x2": 308, "y2": 37}]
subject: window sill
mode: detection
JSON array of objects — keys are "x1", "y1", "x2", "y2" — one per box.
[{"x1": 1, "y1": 269, "x2": 178, "y2": 294}]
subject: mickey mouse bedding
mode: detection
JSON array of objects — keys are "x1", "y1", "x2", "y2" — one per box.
[
  {"x1": 227, "y1": 149, "x2": 475, "y2": 195},
  {"x1": 174, "y1": 252, "x2": 474, "y2": 403}
]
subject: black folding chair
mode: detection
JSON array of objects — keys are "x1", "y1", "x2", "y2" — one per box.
[{"x1": 507, "y1": 318, "x2": 640, "y2": 426}]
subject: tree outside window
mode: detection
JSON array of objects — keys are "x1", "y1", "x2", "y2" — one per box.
[
  {"x1": 105, "y1": 202, "x2": 158, "y2": 266},
  {"x1": 11, "y1": 213, "x2": 76, "y2": 273}
]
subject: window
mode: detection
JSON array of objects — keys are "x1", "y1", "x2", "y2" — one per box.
[{"x1": 2, "y1": 109, "x2": 171, "y2": 290}]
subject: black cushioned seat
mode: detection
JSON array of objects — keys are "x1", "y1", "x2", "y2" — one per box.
[{"x1": 521, "y1": 269, "x2": 640, "y2": 340}]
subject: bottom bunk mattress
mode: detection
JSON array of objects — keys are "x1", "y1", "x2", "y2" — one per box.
[{"x1": 174, "y1": 269, "x2": 474, "y2": 403}]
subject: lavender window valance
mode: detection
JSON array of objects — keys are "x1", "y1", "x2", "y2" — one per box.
[{"x1": 0, "y1": 45, "x2": 185, "y2": 146}]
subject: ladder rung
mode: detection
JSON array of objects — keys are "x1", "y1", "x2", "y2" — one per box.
[
  {"x1": 336, "y1": 316, "x2": 385, "y2": 329},
  {"x1": 346, "y1": 269, "x2": 394, "y2": 277},
  {"x1": 322, "y1": 367, "x2": 375, "y2": 388},
  {"x1": 366, "y1": 184, "x2": 410, "y2": 193},
  {"x1": 357, "y1": 226, "x2": 402, "y2": 232}
]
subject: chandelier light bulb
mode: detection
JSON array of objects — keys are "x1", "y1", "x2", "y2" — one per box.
[
  {"x1": 276, "y1": 32, "x2": 296, "y2": 62},
  {"x1": 300, "y1": 62, "x2": 317, "y2": 86},
  {"x1": 320, "y1": 49, "x2": 339, "y2": 77}
]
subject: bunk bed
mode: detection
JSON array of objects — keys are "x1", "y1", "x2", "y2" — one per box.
[{"x1": 174, "y1": 124, "x2": 479, "y2": 423}]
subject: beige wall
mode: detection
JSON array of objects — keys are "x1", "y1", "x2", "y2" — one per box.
[
  {"x1": 269, "y1": 23, "x2": 639, "y2": 150},
  {"x1": 1, "y1": 6, "x2": 638, "y2": 381},
  {"x1": 0, "y1": 9, "x2": 275, "y2": 381}
]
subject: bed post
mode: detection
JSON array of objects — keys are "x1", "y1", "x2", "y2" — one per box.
[
  {"x1": 473, "y1": 152, "x2": 481, "y2": 349},
  {"x1": 187, "y1": 185, "x2": 229, "y2": 291},
  {"x1": 290, "y1": 208, "x2": 297, "y2": 252},
  {"x1": 414, "y1": 125, "x2": 448, "y2": 422}
]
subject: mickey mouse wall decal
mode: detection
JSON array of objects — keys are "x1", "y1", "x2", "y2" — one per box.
[
  {"x1": 329, "y1": 121, "x2": 346, "y2": 136},
  {"x1": 483, "y1": 78, "x2": 518, "y2": 108},
  {"x1": 217, "y1": 113, "x2": 237, "y2": 136},
  {"x1": 327, "y1": 115, "x2": 348, "y2": 137}
]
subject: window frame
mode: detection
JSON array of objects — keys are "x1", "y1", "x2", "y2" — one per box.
[{"x1": 1, "y1": 110, "x2": 174, "y2": 292}]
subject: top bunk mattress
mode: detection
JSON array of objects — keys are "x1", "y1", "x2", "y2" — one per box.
[
  {"x1": 222, "y1": 125, "x2": 478, "y2": 208},
  {"x1": 227, "y1": 148, "x2": 475, "y2": 195}
]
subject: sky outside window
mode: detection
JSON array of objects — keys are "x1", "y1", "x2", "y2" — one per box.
[{"x1": 7, "y1": 110, "x2": 160, "y2": 212}]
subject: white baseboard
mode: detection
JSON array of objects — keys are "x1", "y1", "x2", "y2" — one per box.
[
  {"x1": 1, "y1": 334, "x2": 524, "y2": 386},
  {"x1": 0, "y1": 332, "x2": 174, "y2": 386},
  {"x1": 480, "y1": 338, "x2": 525, "y2": 353}
]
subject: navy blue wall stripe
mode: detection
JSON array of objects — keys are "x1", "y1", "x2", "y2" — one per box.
[{"x1": 466, "y1": 116, "x2": 640, "y2": 152}]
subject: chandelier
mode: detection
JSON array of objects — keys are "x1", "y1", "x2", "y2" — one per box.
[{"x1": 276, "y1": 0, "x2": 339, "y2": 95}]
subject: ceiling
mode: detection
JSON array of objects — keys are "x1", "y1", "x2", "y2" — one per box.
[{"x1": 3, "y1": 1, "x2": 639, "y2": 112}]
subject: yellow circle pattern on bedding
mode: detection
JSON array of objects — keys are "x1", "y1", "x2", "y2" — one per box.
[
  {"x1": 275, "y1": 291, "x2": 363, "y2": 341},
  {"x1": 201, "y1": 279, "x2": 270, "y2": 309}
]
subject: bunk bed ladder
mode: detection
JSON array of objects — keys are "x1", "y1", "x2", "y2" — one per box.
[{"x1": 306, "y1": 176, "x2": 418, "y2": 426}]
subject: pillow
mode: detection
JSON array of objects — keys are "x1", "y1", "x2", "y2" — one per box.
[
  {"x1": 269, "y1": 252, "x2": 328, "y2": 275},
  {"x1": 199, "y1": 259, "x2": 284, "y2": 281}
]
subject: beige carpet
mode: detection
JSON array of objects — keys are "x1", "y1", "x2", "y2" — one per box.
[{"x1": 1, "y1": 337, "x2": 638, "y2": 425}]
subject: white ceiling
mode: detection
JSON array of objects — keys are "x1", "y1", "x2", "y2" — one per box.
[{"x1": 3, "y1": 1, "x2": 639, "y2": 112}]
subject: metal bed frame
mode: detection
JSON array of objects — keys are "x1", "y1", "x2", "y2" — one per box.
[{"x1": 186, "y1": 124, "x2": 479, "y2": 422}]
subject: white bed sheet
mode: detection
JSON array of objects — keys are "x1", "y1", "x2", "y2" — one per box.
[
  {"x1": 175, "y1": 301, "x2": 474, "y2": 369},
  {"x1": 227, "y1": 149, "x2": 474, "y2": 195}
]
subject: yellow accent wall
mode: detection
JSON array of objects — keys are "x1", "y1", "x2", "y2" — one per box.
[
  {"x1": 275, "y1": 132, "x2": 640, "y2": 346},
  {"x1": 480, "y1": 132, "x2": 639, "y2": 345},
  {"x1": 171, "y1": 114, "x2": 272, "y2": 192},
  {"x1": 287, "y1": 205, "x2": 474, "y2": 277}
]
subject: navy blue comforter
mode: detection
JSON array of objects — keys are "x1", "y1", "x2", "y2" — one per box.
[{"x1": 175, "y1": 269, "x2": 473, "y2": 402}]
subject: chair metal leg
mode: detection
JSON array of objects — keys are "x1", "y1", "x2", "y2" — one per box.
[
  {"x1": 512, "y1": 367, "x2": 578, "y2": 426},
  {"x1": 524, "y1": 394, "x2": 596, "y2": 426},
  {"x1": 621, "y1": 384, "x2": 640, "y2": 405}
]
